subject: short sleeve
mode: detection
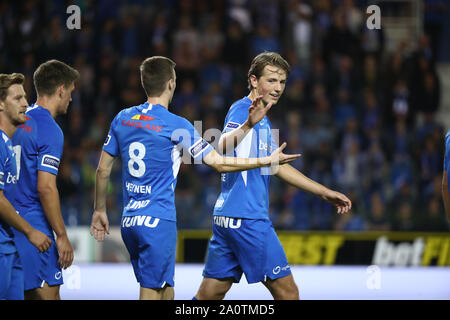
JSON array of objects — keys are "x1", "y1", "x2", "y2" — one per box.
[
  {"x1": 222, "y1": 105, "x2": 248, "y2": 133},
  {"x1": 172, "y1": 117, "x2": 213, "y2": 160},
  {"x1": 37, "y1": 124, "x2": 63, "y2": 175},
  {"x1": 103, "y1": 115, "x2": 120, "y2": 157}
]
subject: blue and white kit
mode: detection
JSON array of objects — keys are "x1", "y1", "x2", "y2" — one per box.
[
  {"x1": 203, "y1": 97, "x2": 292, "y2": 284},
  {"x1": 104, "y1": 102, "x2": 213, "y2": 288},
  {"x1": 12, "y1": 105, "x2": 64, "y2": 291},
  {"x1": 0, "y1": 130, "x2": 23, "y2": 299}
]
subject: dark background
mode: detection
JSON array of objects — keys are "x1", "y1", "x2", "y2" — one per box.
[{"x1": 1, "y1": 0, "x2": 449, "y2": 232}]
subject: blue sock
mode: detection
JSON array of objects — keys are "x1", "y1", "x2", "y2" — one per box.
[{"x1": 192, "y1": 297, "x2": 197, "y2": 300}]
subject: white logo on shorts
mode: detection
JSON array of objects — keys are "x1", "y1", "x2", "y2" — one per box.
[
  {"x1": 273, "y1": 265, "x2": 290, "y2": 275},
  {"x1": 55, "y1": 271, "x2": 62, "y2": 280}
]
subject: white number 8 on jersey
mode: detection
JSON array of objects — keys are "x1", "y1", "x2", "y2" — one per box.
[{"x1": 128, "y1": 142, "x2": 146, "y2": 178}]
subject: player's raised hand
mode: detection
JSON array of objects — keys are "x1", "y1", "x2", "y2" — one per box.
[
  {"x1": 90, "y1": 210, "x2": 110, "y2": 242},
  {"x1": 321, "y1": 189, "x2": 352, "y2": 215},
  {"x1": 270, "y1": 142, "x2": 301, "y2": 165},
  {"x1": 27, "y1": 229, "x2": 52, "y2": 253},
  {"x1": 248, "y1": 95, "x2": 272, "y2": 127}
]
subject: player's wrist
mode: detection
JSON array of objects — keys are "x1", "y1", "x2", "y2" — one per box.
[{"x1": 244, "y1": 119, "x2": 254, "y2": 129}]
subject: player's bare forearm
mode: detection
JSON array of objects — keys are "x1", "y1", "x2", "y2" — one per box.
[
  {"x1": 94, "y1": 151, "x2": 116, "y2": 212},
  {"x1": 204, "y1": 144, "x2": 300, "y2": 173},
  {"x1": 275, "y1": 164, "x2": 327, "y2": 196},
  {"x1": 37, "y1": 172, "x2": 67, "y2": 237},
  {"x1": 218, "y1": 121, "x2": 253, "y2": 154},
  {"x1": 276, "y1": 164, "x2": 352, "y2": 214},
  {"x1": 0, "y1": 192, "x2": 33, "y2": 236},
  {"x1": 94, "y1": 168, "x2": 110, "y2": 212}
]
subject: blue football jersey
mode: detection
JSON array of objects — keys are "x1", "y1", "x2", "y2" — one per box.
[
  {"x1": 103, "y1": 102, "x2": 213, "y2": 221},
  {"x1": 0, "y1": 130, "x2": 18, "y2": 254},
  {"x1": 213, "y1": 97, "x2": 278, "y2": 220},
  {"x1": 444, "y1": 130, "x2": 450, "y2": 194},
  {"x1": 12, "y1": 105, "x2": 64, "y2": 215}
]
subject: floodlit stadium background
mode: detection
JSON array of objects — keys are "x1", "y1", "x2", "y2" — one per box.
[{"x1": 1, "y1": 0, "x2": 450, "y2": 299}]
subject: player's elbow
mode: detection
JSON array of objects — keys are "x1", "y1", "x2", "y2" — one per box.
[
  {"x1": 37, "y1": 181, "x2": 57, "y2": 197},
  {"x1": 96, "y1": 166, "x2": 111, "y2": 179},
  {"x1": 207, "y1": 159, "x2": 226, "y2": 173},
  {"x1": 217, "y1": 137, "x2": 226, "y2": 155},
  {"x1": 203, "y1": 150, "x2": 226, "y2": 173}
]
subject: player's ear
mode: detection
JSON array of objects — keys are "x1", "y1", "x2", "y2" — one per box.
[
  {"x1": 168, "y1": 78, "x2": 175, "y2": 92},
  {"x1": 57, "y1": 84, "x2": 65, "y2": 98},
  {"x1": 0, "y1": 99, "x2": 5, "y2": 111},
  {"x1": 249, "y1": 74, "x2": 258, "y2": 90}
]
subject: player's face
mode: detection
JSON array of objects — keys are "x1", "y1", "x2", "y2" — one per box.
[
  {"x1": 252, "y1": 65, "x2": 287, "y2": 105},
  {"x1": 0, "y1": 84, "x2": 28, "y2": 126},
  {"x1": 59, "y1": 82, "x2": 75, "y2": 114}
]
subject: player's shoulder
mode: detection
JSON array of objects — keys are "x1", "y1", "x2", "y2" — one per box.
[
  {"x1": 229, "y1": 97, "x2": 251, "y2": 111},
  {"x1": 226, "y1": 97, "x2": 251, "y2": 118},
  {"x1": 0, "y1": 131, "x2": 11, "y2": 158},
  {"x1": 27, "y1": 105, "x2": 59, "y2": 129}
]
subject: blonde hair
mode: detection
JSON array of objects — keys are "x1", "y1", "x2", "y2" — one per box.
[{"x1": 247, "y1": 52, "x2": 290, "y2": 91}]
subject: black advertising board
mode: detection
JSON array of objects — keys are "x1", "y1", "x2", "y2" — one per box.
[{"x1": 178, "y1": 231, "x2": 450, "y2": 266}]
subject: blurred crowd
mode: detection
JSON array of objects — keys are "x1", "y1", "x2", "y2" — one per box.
[{"x1": 0, "y1": 0, "x2": 449, "y2": 232}]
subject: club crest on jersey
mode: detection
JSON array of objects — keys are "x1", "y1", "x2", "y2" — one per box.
[
  {"x1": 41, "y1": 155, "x2": 60, "y2": 171},
  {"x1": 189, "y1": 138, "x2": 209, "y2": 158}
]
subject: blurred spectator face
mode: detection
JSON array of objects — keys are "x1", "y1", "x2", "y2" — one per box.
[
  {"x1": 339, "y1": 56, "x2": 352, "y2": 73},
  {"x1": 398, "y1": 202, "x2": 412, "y2": 221},
  {"x1": 370, "y1": 193, "x2": 385, "y2": 219},
  {"x1": 250, "y1": 65, "x2": 287, "y2": 105},
  {"x1": 287, "y1": 111, "x2": 301, "y2": 129}
]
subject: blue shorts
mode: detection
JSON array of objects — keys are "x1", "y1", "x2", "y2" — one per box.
[
  {"x1": 13, "y1": 211, "x2": 63, "y2": 291},
  {"x1": 121, "y1": 215, "x2": 176, "y2": 289},
  {"x1": 0, "y1": 251, "x2": 24, "y2": 300},
  {"x1": 203, "y1": 217, "x2": 291, "y2": 284}
]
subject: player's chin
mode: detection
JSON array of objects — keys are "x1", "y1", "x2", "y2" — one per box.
[
  {"x1": 268, "y1": 96, "x2": 280, "y2": 104},
  {"x1": 15, "y1": 114, "x2": 27, "y2": 125}
]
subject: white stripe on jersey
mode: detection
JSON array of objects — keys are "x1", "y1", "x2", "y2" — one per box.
[
  {"x1": 235, "y1": 128, "x2": 254, "y2": 186},
  {"x1": 171, "y1": 144, "x2": 182, "y2": 179}
]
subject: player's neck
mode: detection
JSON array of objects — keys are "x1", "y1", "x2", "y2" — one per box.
[
  {"x1": 146, "y1": 97, "x2": 169, "y2": 110},
  {"x1": 0, "y1": 118, "x2": 17, "y2": 138},
  {"x1": 35, "y1": 96, "x2": 59, "y2": 118},
  {"x1": 248, "y1": 91, "x2": 261, "y2": 102}
]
